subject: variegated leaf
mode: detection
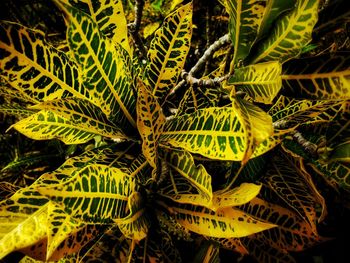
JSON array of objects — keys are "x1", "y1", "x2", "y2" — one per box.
[
  {"x1": 251, "y1": 128, "x2": 295, "y2": 158},
  {"x1": 257, "y1": 0, "x2": 296, "y2": 39},
  {"x1": 78, "y1": 226, "x2": 131, "y2": 262},
  {"x1": 214, "y1": 237, "x2": 248, "y2": 256},
  {"x1": 238, "y1": 197, "x2": 320, "y2": 252},
  {"x1": 161, "y1": 148, "x2": 213, "y2": 205},
  {"x1": 228, "y1": 61, "x2": 282, "y2": 104},
  {"x1": 177, "y1": 85, "x2": 221, "y2": 116},
  {"x1": 46, "y1": 202, "x2": 96, "y2": 261},
  {"x1": 137, "y1": 80, "x2": 166, "y2": 173},
  {"x1": 281, "y1": 52, "x2": 350, "y2": 100},
  {"x1": 231, "y1": 97, "x2": 273, "y2": 163},
  {"x1": 32, "y1": 97, "x2": 127, "y2": 140},
  {"x1": 10, "y1": 110, "x2": 97, "y2": 144},
  {"x1": 250, "y1": 0, "x2": 319, "y2": 64},
  {"x1": 0, "y1": 80, "x2": 37, "y2": 104},
  {"x1": 223, "y1": 0, "x2": 268, "y2": 64},
  {"x1": 59, "y1": 0, "x2": 131, "y2": 54},
  {"x1": 145, "y1": 2, "x2": 192, "y2": 104},
  {"x1": 329, "y1": 140, "x2": 350, "y2": 163},
  {"x1": 241, "y1": 235, "x2": 296, "y2": 263},
  {"x1": 212, "y1": 183, "x2": 261, "y2": 210},
  {"x1": 0, "y1": 104, "x2": 37, "y2": 119},
  {"x1": 160, "y1": 107, "x2": 247, "y2": 161},
  {"x1": 269, "y1": 96, "x2": 344, "y2": 129},
  {"x1": 193, "y1": 242, "x2": 220, "y2": 263},
  {"x1": 0, "y1": 22, "x2": 83, "y2": 102},
  {"x1": 36, "y1": 164, "x2": 135, "y2": 223},
  {"x1": 172, "y1": 204, "x2": 276, "y2": 238},
  {"x1": 0, "y1": 205, "x2": 48, "y2": 259},
  {"x1": 116, "y1": 192, "x2": 149, "y2": 241},
  {"x1": 57, "y1": 2, "x2": 136, "y2": 127},
  {"x1": 264, "y1": 154, "x2": 319, "y2": 232}
]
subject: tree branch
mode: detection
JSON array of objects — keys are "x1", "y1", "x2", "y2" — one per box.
[{"x1": 165, "y1": 33, "x2": 230, "y2": 102}]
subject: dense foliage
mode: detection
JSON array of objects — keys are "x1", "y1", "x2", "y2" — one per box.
[{"x1": 0, "y1": 0, "x2": 349, "y2": 262}]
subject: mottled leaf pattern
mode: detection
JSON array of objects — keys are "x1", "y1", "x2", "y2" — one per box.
[
  {"x1": 160, "y1": 107, "x2": 247, "y2": 161},
  {"x1": 250, "y1": 0, "x2": 319, "y2": 63},
  {"x1": 36, "y1": 164, "x2": 135, "y2": 223},
  {"x1": 228, "y1": 61, "x2": 282, "y2": 104},
  {"x1": 58, "y1": 2, "x2": 136, "y2": 127},
  {"x1": 116, "y1": 192, "x2": 149, "y2": 241},
  {"x1": 329, "y1": 140, "x2": 350, "y2": 163},
  {"x1": 224, "y1": 0, "x2": 268, "y2": 64},
  {"x1": 269, "y1": 96, "x2": 344, "y2": 128},
  {"x1": 264, "y1": 155, "x2": 319, "y2": 232},
  {"x1": 60, "y1": 0, "x2": 131, "y2": 54},
  {"x1": 231, "y1": 97, "x2": 273, "y2": 163},
  {"x1": 172, "y1": 204, "x2": 276, "y2": 238},
  {"x1": 145, "y1": 2, "x2": 192, "y2": 103},
  {"x1": 32, "y1": 97, "x2": 127, "y2": 139},
  {"x1": 137, "y1": 80, "x2": 166, "y2": 172},
  {"x1": 162, "y1": 148, "x2": 213, "y2": 205},
  {"x1": 0, "y1": 104, "x2": 37, "y2": 119},
  {"x1": 0, "y1": 205, "x2": 48, "y2": 259},
  {"x1": 0, "y1": 22, "x2": 82, "y2": 102},
  {"x1": 238, "y1": 198, "x2": 320, "y2": 251},
  {"x1": 281, "y1": 52, "x2": 350, "y2": 99},
  {"x1": 11, "y1": 110, "x2": 97, "y2": 144}
]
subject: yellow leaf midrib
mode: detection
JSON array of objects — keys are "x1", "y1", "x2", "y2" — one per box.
[
  {"x1": 152, "y1": 5, "x2": 190, "y2": 96},
  {"x1": 70, "y1": 15, "x2": 136, "y2": 128},
  {"x1": 281, "y1": 70, "x2": 349, "y2": 80},
  {"x1": 253, "y1": 1, "x2": 310, "y2": 63},
  {"x1": 37, "y1": 103, "x2": 125, "y2": 138}
]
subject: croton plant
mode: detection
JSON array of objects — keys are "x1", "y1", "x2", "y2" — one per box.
[{"x1": 0, "y1": 0, "x2": 349, "y2": 262}]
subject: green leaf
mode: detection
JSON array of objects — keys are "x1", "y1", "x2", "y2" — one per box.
[
  {"x1": 57, "y1": 2, "x2": 137, "y2": 127},
  {"x1": 0, "y1": 104, "x2": 37, "y2": 119},
  {"x1": 59, "y1": 0, "x2": 131, "y2": 55},
  {"x1": 145, "y1": 2, "x2": 193, "y2": 104},
  {"x1": 269, "y1": 96, "x2": 344, "y2": 128},
  {"x1": 116, "y1": 192, "x2": 149, "y2": 241},
  {"x1": 32, "y1": 97, "x2": 127, "y2": 140},
  {"x1": 78, "y1": 226, "x2": 131, "y2": 262},
  {"x1": 264, "y1": 155, "x2": 319, "y2": 233},
  {"x1": 160, "y1": 107, "x2": 247, "y2": 161},
  {"x1": 250, "y1": 0, "x2": 319, "y2": 64},
  {"x1": 137, "y1": 80, "x2": 166, "y2": 172},
  {"x1": 10, "y1": 110, "x2": 97, "y2": 144},
  {"x1": 224, "y1": 0, "x2": 268, "y2": 64},
  {"x1": 36, "y1": 164, "x2": 135, "y2": 223},
  {"x1": 0, "y1": 205, "x2": 48, "y2": 259},
  {"x1": 172, "y1": 204, "x2": 276, "y2": 238},
  {"x1": 241, "y1": 235, "x2": 296, "y2": 263},
  {"x1": 228, "y1": 61, "x2": 282, "y2": 104},
  {"x1": 0, "y1": 80, "x2": 37, "y2": 104},
  {"x1": 161, "y1": 148, "x2": 213, "y2": 205},
  {"x1": 178, "y1": 85, "x2": 221, "y2": 116},
  {"x1": 238, "y1": 197, "x2": 320, "y2": 251},
  {"x1": 46, "y1": 202, "x2": 100, "y2": 261},
  {"x1": 231, "y1": 97, "x2": 273, "y2": 163},
  {"x1": 192, "y1": 242, "x2": 220, "y2": 263},
  {"x1": 257, "y1": 0, "x2": 296, "y2": 39},
  {"x1": 281, "y1": 52, "x2": 350, "y2": 100},
  {"x1": 0, "y1": 22, "x2": 82, "y2": 102},
  {"x1": 329, "y1": 140, "x2": 350, "y2": 163}
]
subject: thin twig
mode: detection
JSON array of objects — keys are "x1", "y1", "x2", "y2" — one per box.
[
  {"x1": 128, "y1": 0, "x2": 147, "y2": 60},
  {"x1": 291, "y1": 130, "x2": 318, "y2": 158},
  {"x1": 166, "y1": 33, "x2": 230, "y2": 101}
]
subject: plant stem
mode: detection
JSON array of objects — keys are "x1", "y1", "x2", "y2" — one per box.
[{"x1": 128, "y1": 0, "x2": 147, "y2": 60}]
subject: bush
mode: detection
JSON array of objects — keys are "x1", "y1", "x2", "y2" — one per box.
[{"x1": 0, "y1": 0, "x2": 349, "y2": 262}]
